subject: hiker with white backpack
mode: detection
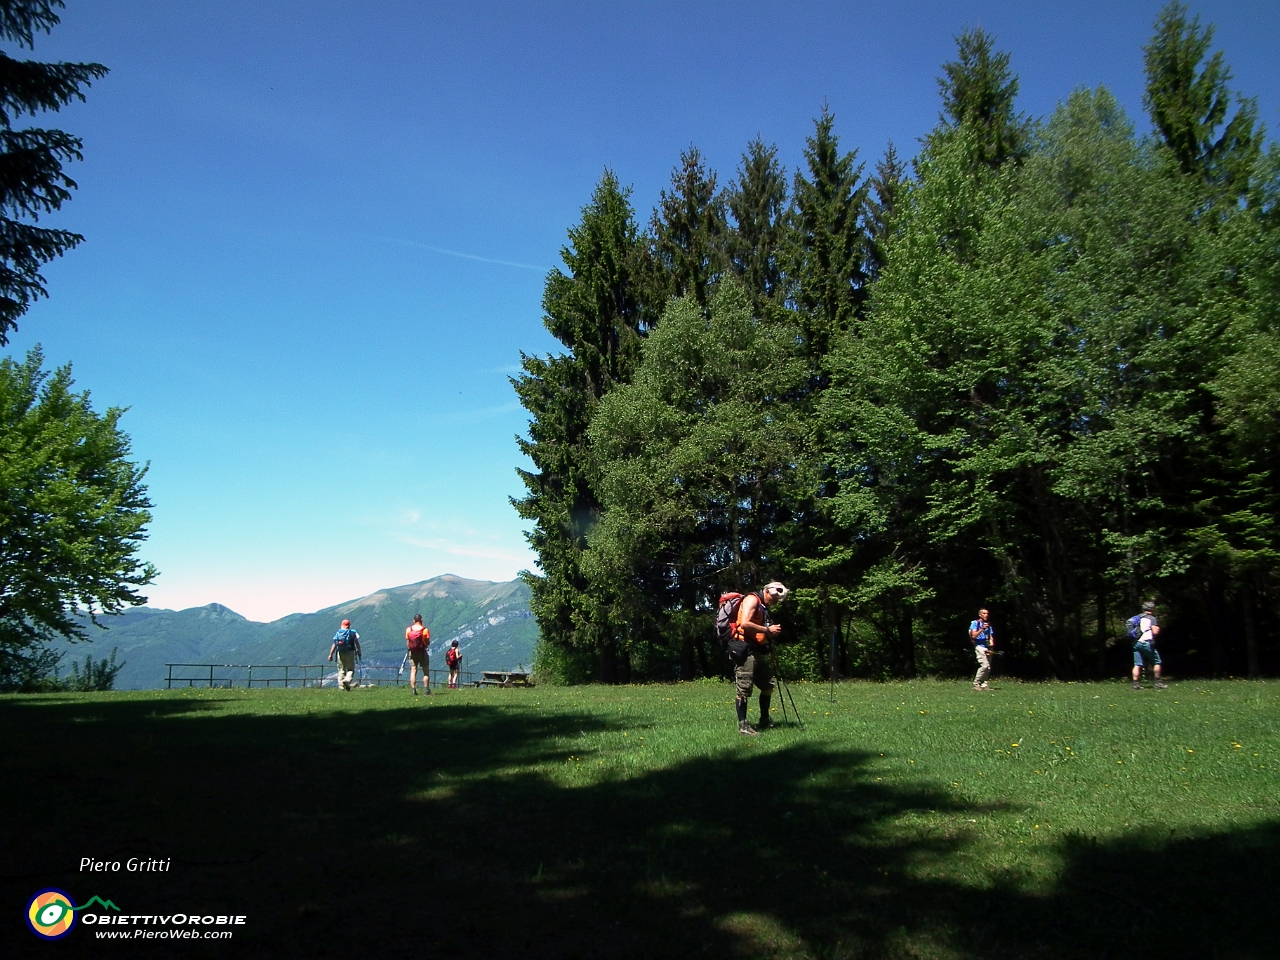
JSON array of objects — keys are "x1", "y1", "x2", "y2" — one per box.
[{"x1": 1128, "y1": 600, "x2": 1168, "y2": 690}]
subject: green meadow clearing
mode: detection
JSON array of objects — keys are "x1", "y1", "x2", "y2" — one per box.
[{"x1": 5, "y1": 679, "x2": 1278, "y2": 959}]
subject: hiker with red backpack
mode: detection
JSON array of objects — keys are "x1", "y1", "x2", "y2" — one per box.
[
  {"x1": 406, "y1": 614, "x2": 431, "y2": 696},
  {"x1": 716, "y1": 582, "x2": 788, "y2": 736},
  {"x1": 445, "y1": 640, "x2": 462, "y2": 688}
]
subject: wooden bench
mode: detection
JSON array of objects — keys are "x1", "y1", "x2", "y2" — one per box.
[{"x1": 478, "y1": 671, "x2": 534, "y2": 688}]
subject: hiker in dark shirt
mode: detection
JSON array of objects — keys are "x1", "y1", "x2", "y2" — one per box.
[{"x1": 445, "y1": 640, "x2": 462, "y2": 688}]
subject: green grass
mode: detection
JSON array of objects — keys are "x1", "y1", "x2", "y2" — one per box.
[{"x1": 5, "y1": 678, "x2": 1278, "y2": 959}]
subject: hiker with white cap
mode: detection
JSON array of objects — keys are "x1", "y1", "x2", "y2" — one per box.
[{"x1": 731, "y1": 582, "x2": 788, "y2": 735}]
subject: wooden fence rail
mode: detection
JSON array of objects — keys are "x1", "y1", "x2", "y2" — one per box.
[{"x1": 164, "y1": 663, "x2": 476, "y2": 689}]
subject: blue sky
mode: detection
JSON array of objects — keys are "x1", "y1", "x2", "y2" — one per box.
[{"x1": 6, "y1": 0, "x2": 1277, "y2": 621}]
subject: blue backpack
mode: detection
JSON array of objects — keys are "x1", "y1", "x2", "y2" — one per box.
[
  {"x1": 333, "y1": 628, "x2": 356, "y2": 650},
  {"x1": 1126, "y1": 616, "x2": 1143, "y2": 640}
]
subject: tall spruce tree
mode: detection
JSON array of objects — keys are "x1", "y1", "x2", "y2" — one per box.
[
  {"x1": 935, "y1": 27, "x2": 1029, "y2": 171},
  {"x1": 644, "y1": 147, "x2": 728, "y2": 313},
  {"x1": 512, "y1": 171, "x2": 650, "y2": 682},
  {"x1": 725, "y1": 138, "x2": 790, "y2": 312},
  {"x1": 0, "y1": 0, "x2": 108, "y2": 344},
  {"x1": 865, "y1": 142, "x2": 907, "y2": 281},
  {"x1": 780, "y1": 109, "x2": 874, "y2": 677},
  {"x1": 1143, "y1": 1, "x2": 1261, "y2": 202},
  {"x1": 788, "y1": 107, "x2": 869, "y2": 363}
]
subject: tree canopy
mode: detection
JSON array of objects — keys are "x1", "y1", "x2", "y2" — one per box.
[
  {"x1": 0, "y1": 349, "x2": 154, "y2": 688},
  {"x1": 515, "y1": 3, "x2": 1280, "y2": 683}
]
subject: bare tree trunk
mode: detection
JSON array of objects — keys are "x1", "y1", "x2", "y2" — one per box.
[
  {"x1": 695, "y1": 636, "x2": 715, "y2": 679},
  {"x1": 898, "y1": 609, "x2": 916, "y2": 678},
  {"x1": 1208, "y1": 582, "x2": 1228, "y2": 677},
  {"x1": 1243, "y1": 582, "x2": 1260, "y2": 679},
  {"x1": 680, "y1": 635, "x2": 695, "y2": 681},
  {"x1": 828, "y1": 603, "x2": 841, "y2": 681},
  {"x1": 599, "y1": 639, "x2": 619, "y2": 684},
  {"x1": 1096, "y1": 588, "x2": 1107, "y2": 678}
]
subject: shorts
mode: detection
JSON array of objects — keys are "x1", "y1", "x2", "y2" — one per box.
[
  {"x1": 409, "y1": 648, "x2": 429, "y2": 669},
  {"x1": 1132, "y1": 641, "x2": 1161, "y2": 667}
]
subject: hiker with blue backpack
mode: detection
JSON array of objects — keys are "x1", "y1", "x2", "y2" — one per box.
[
  {"x1": 328, "y1": 619, "x2": 362, "y2": 691},
  {"x1": 1128, "y1": 601, "x2": 1168, "y2": 690},
  {"x1": 715, "y1": 582, "x2": 788, "y2": 736},
  {"x1": 970, "y1": 608, "x2": 995, "y2": 691}
]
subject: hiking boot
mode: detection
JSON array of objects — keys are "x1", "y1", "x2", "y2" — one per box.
[
  {"x1": 980, "y1": 682, "x2": 990, "y2": 690},
  {"x1": 1131, "y1": 681, "x2": 1143, "y2": 690},
  {"x1": 412, "y1": 687, "x2": 418, "y2": 696},
  {"x1": 757, "y1": 715, "x2": 774, "y2": 731},
  {"x1": 738, "y1": 721, "x2": 760, "y2": 736},
  {"x1": 1153, "y1": 681, "x2": 1169, "y2": 690}
]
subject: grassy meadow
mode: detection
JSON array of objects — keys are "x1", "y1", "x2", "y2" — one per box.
[{"x1": 5, "y1": 678, "x2": 1278, "y2": 959}]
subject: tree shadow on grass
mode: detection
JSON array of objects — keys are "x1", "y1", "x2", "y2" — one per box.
[{"x1": 2, "y1": 695, "x2": 1277, "y2": 959}]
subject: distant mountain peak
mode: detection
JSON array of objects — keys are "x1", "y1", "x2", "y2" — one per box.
[{"x1": 196, "y1": 603, "x2": 247, "y2": 620}]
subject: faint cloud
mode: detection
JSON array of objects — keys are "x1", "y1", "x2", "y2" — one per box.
[
  {"x1": 396, "y1": 533, "x2": 531, "y2": 565},
  {"x1": 367, "y1": 233, "x2": 547, "y2": 272}
]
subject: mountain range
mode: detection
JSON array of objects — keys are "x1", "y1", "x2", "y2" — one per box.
[{"x1": 50, "y1": 575, "x2": 539, "y2": 690}]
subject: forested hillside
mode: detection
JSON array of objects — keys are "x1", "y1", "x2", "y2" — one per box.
[{"x1": 516, "y1": 3, "x2": 1279, "y2": 683}]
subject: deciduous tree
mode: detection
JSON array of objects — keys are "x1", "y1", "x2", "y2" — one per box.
[{"x1": 0, "y1": 349, "x2": 153, "y2": 687}]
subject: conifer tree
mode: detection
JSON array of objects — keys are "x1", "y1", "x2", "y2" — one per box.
[
  {"x1": 788, "y1": 107, "x2": 869, "y2": 363},
  {"x1": 513, "y1": 171, "x2": 650, "y2": 682},
  {"x1": 644, "y1": 147, "x2": 728, "y2": 313},
  {"x1": 0, "y1": 0, "x2": 108, "y2": 343},
  {"x1": 725, "y1": 138, "x2": 790, "y2": 311},
  {"x1": 935, "y1": 27, "x2": 1029, "y2": 171},
  {"x1": 865, "y1": 142, "x2": 907, "y2": 281},
  {"x1": 1142, "y1": 1, "x2": 1260, "y2": 201}
]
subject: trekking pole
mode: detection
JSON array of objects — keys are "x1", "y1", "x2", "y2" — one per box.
[
  {"x1": 769, "y1": 648, "x2": 804, "y2": 730},
  {"x1": 398, "y1": 651, "x2": 409, "y2": 681},
  {"x1": 780, "y1": 673, "x2": 803, "y2": 729},
  {"x1": 770, "y1": 648, "x2": 791, "y2": 726},
  {"x1": 777, "y1": 655, "x2": 804, "y2": 729}
]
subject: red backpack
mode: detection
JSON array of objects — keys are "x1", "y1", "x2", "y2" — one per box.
[
  {"x1": 714, "y1": 593, "x2": 756, "y2": 661},
  {"x1": 406, "y1": 624, "x2": 429, "y2": 651},
  {"x1": 445, "y1": 646, "x2": 460, "y2": 667}
]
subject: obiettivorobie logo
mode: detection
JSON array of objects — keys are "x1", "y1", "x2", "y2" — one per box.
[
  {"x1": 25, "y1": 890, "x2": 119, "y2": 940},
  {"x1": 26, "y1": 889, "x2": 247, "y2": 941}
]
